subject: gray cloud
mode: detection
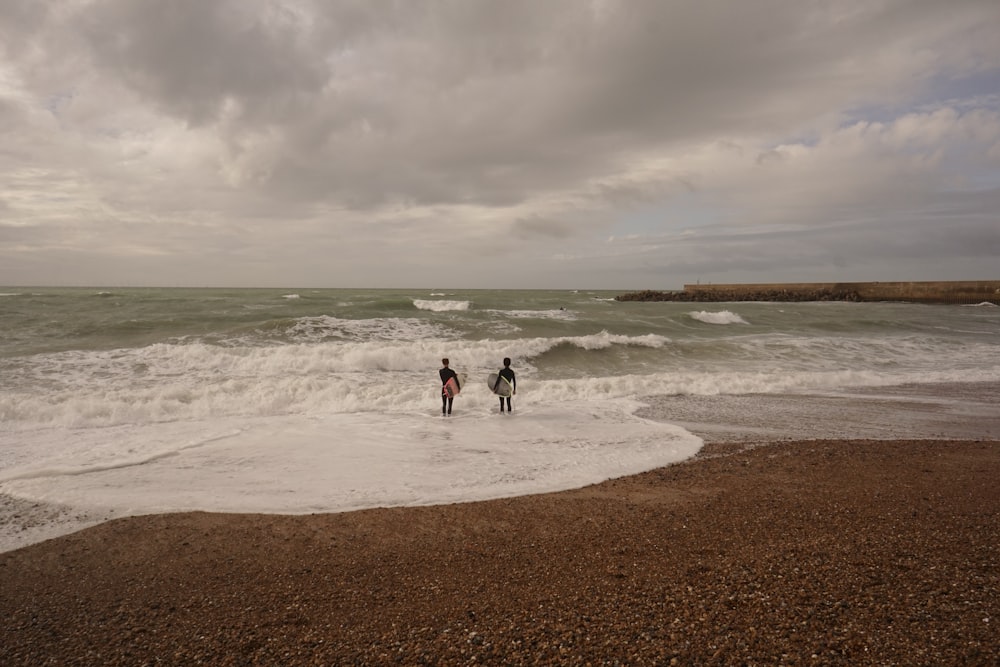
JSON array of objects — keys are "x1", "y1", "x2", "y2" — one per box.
[
  {"x1": 79, "y1": 0, "x2": 329, "y2": 126},
  {"x1": 1, "y1": 0, "x2": 998, "y2": 288}
]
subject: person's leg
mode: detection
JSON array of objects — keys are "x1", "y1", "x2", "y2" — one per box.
[
  {"x1": 447, "y1": 397, "x2": 454, "y2": 415},
  {"x1": 505, "y1": 396, "x2": 512, "y2": 412},
  {"x1": 499, "y1": 397, "x2": 505, "y2": 413},
  {"x1": 442, "y1": 394, "x2": 447, "y2": 415}
]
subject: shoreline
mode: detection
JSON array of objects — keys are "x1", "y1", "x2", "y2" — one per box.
[
  {"x1": 3, "y1": 437, "x2": 999, "y2": 665},
  {"x1": 4, "y1": 381, "x2": 997, "y2": 555}
]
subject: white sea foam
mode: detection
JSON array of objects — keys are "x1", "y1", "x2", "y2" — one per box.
[
  {"x1": 4, "y1": 341, "x2": 998, "y2": 429},
  {"x1": 0, "y1": 400, "x2": 702, "y2": 552},
  {"x1": 688, "y1": 310, "x2": 749, "y2": 325},
  {"x1": 285, "y1": 315, "x2": 452, "y2": 342},
  {"x1": 413, "y1": 299, "x2": 470, "y2": 311},
  {"x1": 0, "y1": 333, "x2": 669, "y2": 428},
  {"x1": 4, "y1": 328, "x2": 999, "y2": 432}
]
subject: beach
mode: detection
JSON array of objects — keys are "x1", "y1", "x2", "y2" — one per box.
[
  {"x1": 2, "y1": 290, "x2": 1000, "y2": 663},
  {"x1": 4, "y1": 0, "x2": 1000, "y2": 660},
  {"x1": 3, "y1": 436, "x2": 998, "y2": 665}
]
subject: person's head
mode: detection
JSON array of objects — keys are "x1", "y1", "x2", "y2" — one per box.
[
  {"x1": 442, "y1": 358, "x2": 449, "y2": 366},
  {"x1": 503, "y1": 357, "x2": 511, "y2": 367}
]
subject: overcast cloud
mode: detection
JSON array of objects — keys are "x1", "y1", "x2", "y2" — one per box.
[{"x1": 1, "y1": 0, "x2": 998, "y2": 289}]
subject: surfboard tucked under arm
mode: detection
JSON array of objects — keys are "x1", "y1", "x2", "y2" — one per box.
[
  {"x1": 486, "y1": 372, "x2": 513, "y2": 397},
  {"x1": 443, "y1": 376, "x2": 460, "y2": 398}
]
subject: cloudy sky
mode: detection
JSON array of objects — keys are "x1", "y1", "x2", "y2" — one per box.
[{"x1": 2, "y1": 0, "x2": 999, "y2": 289}]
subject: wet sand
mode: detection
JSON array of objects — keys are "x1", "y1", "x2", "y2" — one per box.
[{"x1": 2, "y1": 437, "x2": 998, "y2": 665}]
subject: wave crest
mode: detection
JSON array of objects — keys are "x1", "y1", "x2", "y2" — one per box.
[
  {"x1": 688, "y1": 310, "x2": 748, "y2": 325},
  {"x1": 413, "y1": 299, "x2": 471, "y2": 312}
]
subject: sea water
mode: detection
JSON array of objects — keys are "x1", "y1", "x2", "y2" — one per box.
[{"x1": 2, "y1": 287, "x2": 999, "y2": 551}]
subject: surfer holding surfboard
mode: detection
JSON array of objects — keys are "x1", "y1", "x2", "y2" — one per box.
[
  {"x1": 439, "y1": 358, "x2": 461, "y2": 416},
  {"x1": 490, "y1": 357, "x2": 516, "y2": 413}
]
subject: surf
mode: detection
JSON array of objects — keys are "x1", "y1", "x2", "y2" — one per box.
[
  {"x1": 413, "y1": 299, "x2": 471, "y2": 312},
  {"x1": 3, "y1": 289, "x2": 1000, "y2": 554}
]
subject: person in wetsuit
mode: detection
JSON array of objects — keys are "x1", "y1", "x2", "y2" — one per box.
[
  {"x1": 439, "y1": 358, "x2": 460, "y2": 416},
  {"x1": 494, "y1": 357, "x2": 516, "y2": 413}
]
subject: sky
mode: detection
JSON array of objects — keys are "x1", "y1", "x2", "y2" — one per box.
[{"x1": 1, "y1": 0, "x2": 999, "y2": 290}]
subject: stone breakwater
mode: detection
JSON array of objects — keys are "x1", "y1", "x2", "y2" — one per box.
[
  {"x1": 617, "y1": 287, "x2": 861, "y2": 303},
  {"x1": 617, "y1": 280, "x2": 1000, "y2": 304}
]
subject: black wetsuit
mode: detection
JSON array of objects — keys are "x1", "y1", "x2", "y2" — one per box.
[
  {"x1": 496, "y1": 366, "x2": 516, "y2": 412},
  {"x1": 440, "y1": 367, "x2": 459, "y2": 415}
]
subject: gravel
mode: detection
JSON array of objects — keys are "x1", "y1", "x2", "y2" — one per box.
[{"x1": 2, "y1": 439, "x2": 998, "y2": 665}]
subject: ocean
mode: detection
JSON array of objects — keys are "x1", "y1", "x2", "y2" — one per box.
[{"x1": 2, "y1": 287, "x2": 999, "y2": 552}]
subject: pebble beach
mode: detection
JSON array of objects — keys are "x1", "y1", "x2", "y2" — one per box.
[{"x1": 2, "y1": 436, "x2": 998, "y2": 666}]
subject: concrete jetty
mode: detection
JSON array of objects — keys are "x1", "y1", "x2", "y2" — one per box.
[{"x1": 617, "y1": 281, "x2": 1000, "y2": 305}]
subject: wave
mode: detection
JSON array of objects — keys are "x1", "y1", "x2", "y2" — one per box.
[
  {"x1": 413, "y1": 299, "x2": 471, "y2": 312},
  {"x1": 483, "y1": 308, "x2": 576, "y2": 320},
  {"x1": 533, "y1": 366, "x2": 1000, "y2": 403},
  {"x1": 5, "y1": 350, "x2": 998, "y2": 432},
  {"x1": 536, "y1": 331, "x2": 668, "y2": 352},
  {"x1": 3, "y1": 319, "x2": 999, "y2": 431},
  {"x1": 688, "y1": 310, "x2": 748, "y2": 325},
  {"x1": 282, "y1": 315, "x2": 453, "y2": 342},
  {"x1": 0, "y1": 332, "x2": 670, "y2": 427}
]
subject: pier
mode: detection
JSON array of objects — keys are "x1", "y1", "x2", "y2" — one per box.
[{"x1": 617, "y1": 281, "x2": 1000, "y2": 305}]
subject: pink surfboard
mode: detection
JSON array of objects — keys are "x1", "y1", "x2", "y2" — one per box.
[{"x1": 443, "y1": 376, "x2": 460, "y2": 398}]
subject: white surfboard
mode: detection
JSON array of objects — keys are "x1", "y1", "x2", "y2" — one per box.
[{"x1": 486, "y1": 372, "x2": 513, "y2": 397}]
